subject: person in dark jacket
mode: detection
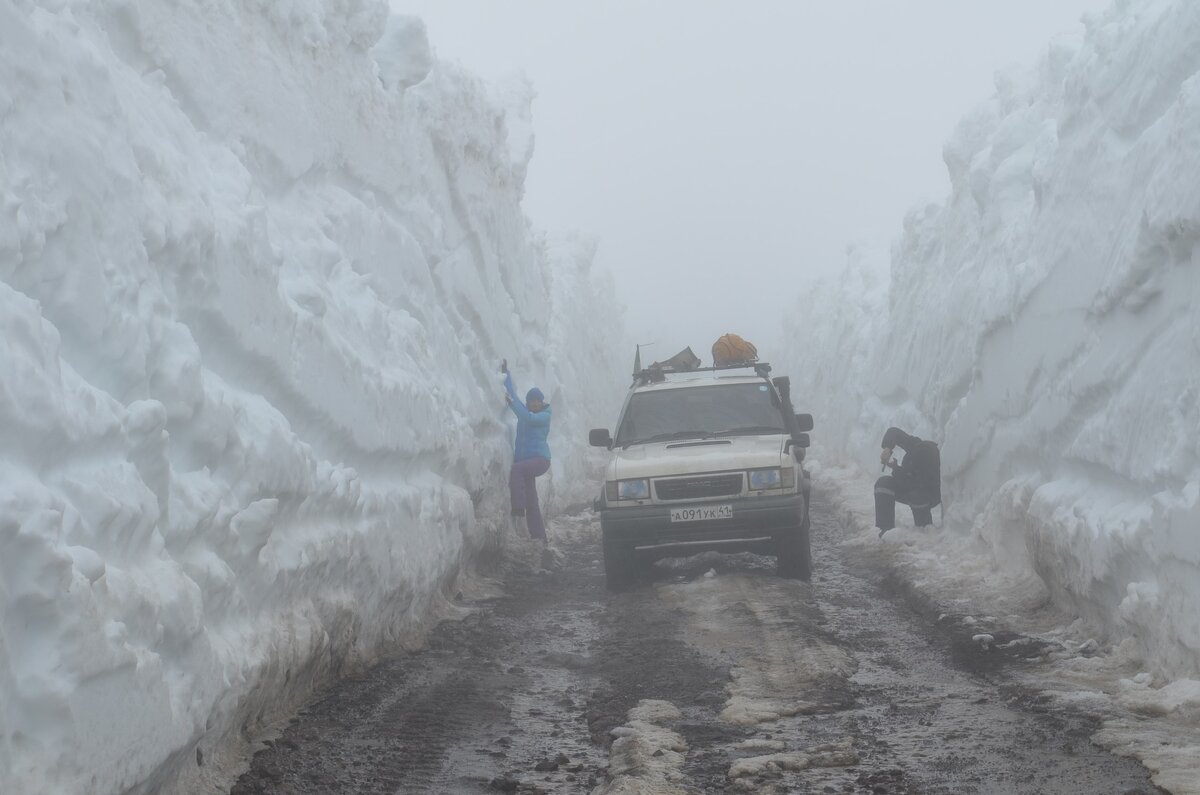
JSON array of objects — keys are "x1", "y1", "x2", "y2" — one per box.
[
  {"x1": 875, "y1": 427, "x2": 941, "y2": 537},
  {"x1": 503, "y1": 363, "x2": 552, "y2": 542}
]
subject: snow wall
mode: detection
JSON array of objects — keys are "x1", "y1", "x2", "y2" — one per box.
[
  {"x1": 0, "y1": 2, "x2": 625, "y2": 793},
  {"x1": 781, "y1": 0, "x2": 1200, "y2": 681}
]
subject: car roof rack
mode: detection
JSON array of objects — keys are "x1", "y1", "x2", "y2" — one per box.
[{"x1": 633, "y1": 361, "x2": 772, "y2": 387}]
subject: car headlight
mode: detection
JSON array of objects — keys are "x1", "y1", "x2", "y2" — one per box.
[
  {"x1": 617, "y1": 478, "x2": 650, "y2": 500},
  {"x1": 748, "y1": 468, "x2": 789, "y2": 490}
]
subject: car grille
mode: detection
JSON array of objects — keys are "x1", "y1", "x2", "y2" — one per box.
[{"x1": 654, "y1": 473, "x2": 744, "y2": 501}]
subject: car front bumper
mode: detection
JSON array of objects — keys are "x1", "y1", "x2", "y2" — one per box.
[{"x1": 599, "y1": 492, "x2": 806, "y2": 556}]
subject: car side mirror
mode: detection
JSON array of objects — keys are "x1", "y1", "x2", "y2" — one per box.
[
  {"x1": 589, "y1": 428, "x2": 613, "y2": 448},
  {"x1": 793, "y1": 412, "x2": 814, "y2": 432},
  {"x1": 787, "y1": 433, "x2": 810, "y2": 449}
]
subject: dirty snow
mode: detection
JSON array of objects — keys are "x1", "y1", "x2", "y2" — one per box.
[
  {"x1": 0, "y1": 3, "x2": 623, "y2": 794},
  {"x1": 659, "y1": 574, "x2": 856, "y2": 726},
  {"x1": 813, "y1": 462, "x2": 1200, "y2": 793},
  {"x1": 595, "y1": 700, "x2": 689, "y2": 795},
  {"x1": 727, "y1": 740, "x2": 858, "y2": 784}
]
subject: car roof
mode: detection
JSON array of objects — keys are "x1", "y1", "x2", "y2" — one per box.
[{"x1": 631, "y1": 374, "x2": 767, "y2": 394}]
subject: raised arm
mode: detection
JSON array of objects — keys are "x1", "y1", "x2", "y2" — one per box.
[{"x1": 503, "y1": 370, "x2": 520, "y2": 403}]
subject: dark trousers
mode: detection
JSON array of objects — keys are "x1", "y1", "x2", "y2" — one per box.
[
  {"x1": 875, "y1": 475, "x2": 934, "y2": 531},
  {"x1": 509, "y1": 457, "x2": 550, "y2": 540}
]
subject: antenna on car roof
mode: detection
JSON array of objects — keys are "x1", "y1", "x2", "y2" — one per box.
[{"x1": 632, "y1": 343, "x2": 655, "y2": 378}]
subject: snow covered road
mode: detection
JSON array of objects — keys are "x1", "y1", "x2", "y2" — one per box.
[{"x1": 230, "y1": 493, "x2": 1162, "y2": 794}]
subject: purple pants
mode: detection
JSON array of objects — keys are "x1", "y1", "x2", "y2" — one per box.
[{"x1": 510, "y1": 457, "x2": 550, "y2": 540}]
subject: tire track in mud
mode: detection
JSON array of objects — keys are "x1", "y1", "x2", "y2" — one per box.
[
  {"x1": 659, "y1": 575, "x2": 857, "y2": 726},
  {"x1": 232, "y1": 523, "x2": 611, "y2": 794},
  {"x1": 231, "y1": 501, "x2": 1163, "y2": 795},
  {"x1": 663, "y1": 489, "x2": 1165, "y2": 795},
  {"x1": 231, "y1": 627, "x2": 521, "y2": 793},
  {"x1": 598, "y1": 492, "x2": 1164, "y2": 794}
]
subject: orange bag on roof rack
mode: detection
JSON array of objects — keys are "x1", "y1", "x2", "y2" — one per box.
[{"x1": 712, "y1": 334, "x2": 758, "y2": 366}]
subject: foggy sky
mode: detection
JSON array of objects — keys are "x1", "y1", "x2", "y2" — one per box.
[{"x1": 390, "y1": 1, "x2": 1110, "y2": 365}]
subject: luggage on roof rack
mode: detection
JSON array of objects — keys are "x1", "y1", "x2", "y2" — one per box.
[
  {"x1": 648, "y1": 347, "x2": 701, "y2": 373},
  {"x1": 712, "y1": 333, "x2": 758, "y2": 366}
]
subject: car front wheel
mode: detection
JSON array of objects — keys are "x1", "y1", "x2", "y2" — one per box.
[
  {"x1": 776, "y1": 499, "x2": 812, "y2": 580},
  {"x1": 601, "y1": 529, "x2": 638, "y2": 591}
]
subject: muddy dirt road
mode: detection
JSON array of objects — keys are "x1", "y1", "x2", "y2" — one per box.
[{"x1": 232, "y1": 492, "x2": 1161, "y2": 794}]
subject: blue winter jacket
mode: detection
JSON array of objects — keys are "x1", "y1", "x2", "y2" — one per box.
[{"x1": 505, "y1": 373, "x2": 552, "y2": 462}]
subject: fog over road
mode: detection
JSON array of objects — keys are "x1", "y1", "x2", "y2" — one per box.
[{"x1": 233, "y1": 493, "x2": 1161, "y2": 794}]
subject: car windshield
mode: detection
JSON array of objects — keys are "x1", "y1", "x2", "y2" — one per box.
[{"x1": 614, "y1": 382, "x2": 786, "y2": 447}]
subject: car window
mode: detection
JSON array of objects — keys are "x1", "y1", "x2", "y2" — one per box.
[{"x1": 615, "y1": 383, "x2": 786, "y2": 445}]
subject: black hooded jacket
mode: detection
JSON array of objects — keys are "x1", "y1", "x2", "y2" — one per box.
[{"x1": 882, "y1": 427, "x2": 941, "y2": 509}]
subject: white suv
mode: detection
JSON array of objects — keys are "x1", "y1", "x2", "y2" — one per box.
[{"x1": 589, "y1": 362, "x2": 813, "y2": 589}]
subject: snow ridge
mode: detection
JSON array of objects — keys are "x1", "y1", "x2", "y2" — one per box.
[
  {"x1": 781, "y1": 0, "x2": 1200, "y2": 681},
  {"x1": 0, "y1": 3, "x2": 623, "y2": 794}
]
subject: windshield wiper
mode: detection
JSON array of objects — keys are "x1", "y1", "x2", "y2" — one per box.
[
  {"x1": 711, "y1": 425, "x2": 786, "y2": 437},
  {"x1": 620, "y1": 430, "x2": 711, "y2": 448}
]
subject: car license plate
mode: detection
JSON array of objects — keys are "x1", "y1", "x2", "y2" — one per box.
[{"x1": 669, "y1": 504, "x2": 733, "y2": 523}]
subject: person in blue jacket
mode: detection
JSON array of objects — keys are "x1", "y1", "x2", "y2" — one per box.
[{"x1": 502, "y1": 361, "x2": 552, "y2": 542}]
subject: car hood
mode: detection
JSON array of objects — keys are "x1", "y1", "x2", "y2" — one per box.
[{"x1": 607, "y1": 435, "x2": 789, "y2": 481}]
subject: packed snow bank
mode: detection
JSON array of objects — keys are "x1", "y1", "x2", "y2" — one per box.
[
  {"x1": 782, "y1": 0, "x2": 1200, "y2": 683},
  {"x1": 0, "y1": 3, "x2": 623, "y2": 794},
  {"x1": 814, "y1": 464, "x2": 1200, "y2": 795}
]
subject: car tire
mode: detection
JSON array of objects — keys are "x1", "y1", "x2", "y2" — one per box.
[
  {"x1": 777, "y1": 498, "x2": 812, "y2": 580},
  {"x1": 602, "y1": 529, "x2": 637, "y2": 591}
]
